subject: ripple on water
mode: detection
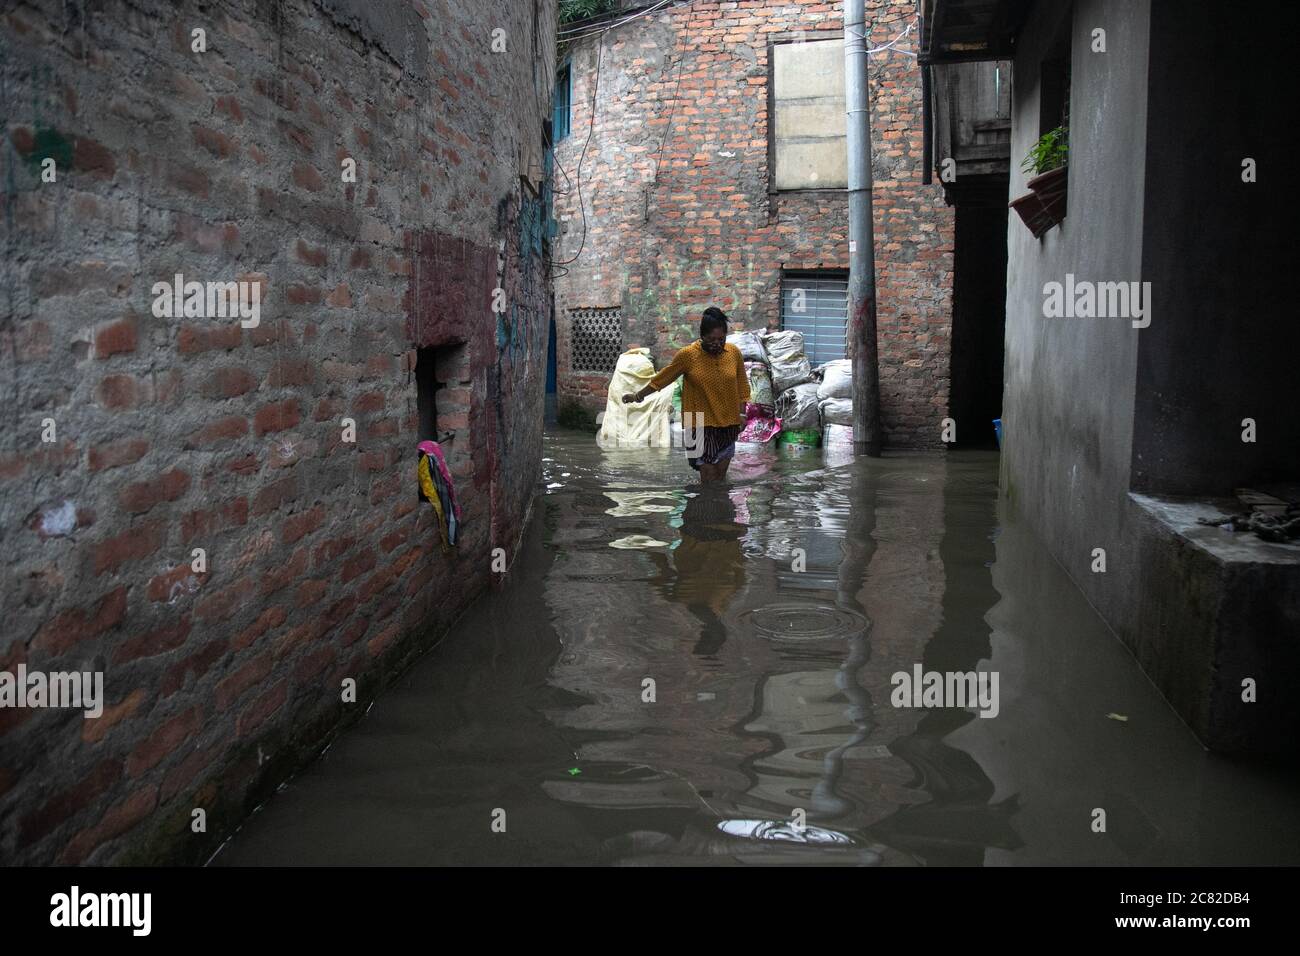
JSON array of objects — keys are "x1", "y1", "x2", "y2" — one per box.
[{"x1": 736, "y1": 602, "x2": 868, "y2": 642}]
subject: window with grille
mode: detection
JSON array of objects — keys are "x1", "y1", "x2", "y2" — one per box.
[
  {"x1": 570, "y1": 307, "x2": 623, "y2": 374},
  {"x1": 781, "y1": 273, "x2": 848, "y2": 365}
]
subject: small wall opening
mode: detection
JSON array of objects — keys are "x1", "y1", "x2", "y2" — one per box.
[
  {"x1": 415, "y1": 345, "x2": 441, "y2": 442},
  {"x1": 1037, "y1": 9, "x2": 1072, "y2": 137},
  {"x1": 414, "y1": 342, "x2": 469, "y2": 505}
]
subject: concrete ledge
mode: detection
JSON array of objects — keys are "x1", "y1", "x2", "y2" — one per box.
[{"x1": 1128, "y1": 493, "x2": 1300, "y2": 756}]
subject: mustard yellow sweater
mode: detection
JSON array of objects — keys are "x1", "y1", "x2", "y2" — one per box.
[{"x1": 648, "y1": 341, "x2": 751, "y2": 427}]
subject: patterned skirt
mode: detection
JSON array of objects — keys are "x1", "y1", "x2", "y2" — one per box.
[{"x1": 686, "y1": 424, "x2": 741, "y2": 470}]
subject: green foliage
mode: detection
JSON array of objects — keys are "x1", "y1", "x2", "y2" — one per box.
[
  {"x1": 1021, "y1": 126, "x2": 1069, "y2": 176},
  {"x1": 559, "y1": 0, "x2": 615, "y2": 25}
]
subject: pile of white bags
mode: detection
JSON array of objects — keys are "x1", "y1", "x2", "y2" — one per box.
[
  {"x1": 813, "y1": 360, "x2": 855, "y2": 434},
  {"x1": 731, "y1": 329, "x2": 860, "y2": 443}
]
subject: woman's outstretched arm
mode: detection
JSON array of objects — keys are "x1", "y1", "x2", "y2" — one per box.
[{"x1": 624, "y1": 348, "x2": 689, "y2": 403}]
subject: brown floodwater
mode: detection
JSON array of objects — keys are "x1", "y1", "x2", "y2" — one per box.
[{"x1": 214, "y1": 428, "x2": 1300, "y2": 866}]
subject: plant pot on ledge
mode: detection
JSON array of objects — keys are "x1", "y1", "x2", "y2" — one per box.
[
  {"x1": 1027, "y1": 164, "x2": 1068, "y2": 222},
  {"x1": 1009, "y1": 189, "x2": 1055, "y2": 239}
]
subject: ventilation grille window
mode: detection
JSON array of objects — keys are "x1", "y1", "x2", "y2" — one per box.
[{"x1": 570, "y1": 307, "x2": 623, "y2": 374}]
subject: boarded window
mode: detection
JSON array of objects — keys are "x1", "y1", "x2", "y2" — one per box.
[
  {"x1": 570, "y1": 307, "x2": 622, "y2": 374},
  {"x1": 772, "y1": 38, "x2": 847, "y2": 190},
  {"x1": 781, "y1": 273, "x2": 848, "y2": 365}
]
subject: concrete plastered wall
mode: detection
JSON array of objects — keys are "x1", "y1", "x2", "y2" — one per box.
[
  {"x1": 1000, "y1": 0, "x2": 1150, "y2": 623},
  {"x1": 1131, "y1": 0, "x2": 1298, "y2": 495}
]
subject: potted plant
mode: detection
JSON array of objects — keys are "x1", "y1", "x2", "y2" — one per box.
[{"x1": 1010, "y1": 126, "x2": 1069, "y2": 237}]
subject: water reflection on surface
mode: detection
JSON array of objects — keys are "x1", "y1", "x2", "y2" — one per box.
[{"x1": 215, "y1": 429, "x2": 1300, "y2": 866}]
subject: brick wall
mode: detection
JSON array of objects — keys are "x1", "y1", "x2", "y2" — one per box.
[
  {"x1": 553, "y1": 0, "x2": 954, "y2": 446},
  {"x1": 0, "y1": 0, "x2": 555, "y2": 863}
]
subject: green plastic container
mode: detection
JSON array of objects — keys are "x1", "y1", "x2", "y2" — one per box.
[{"x1": 778, "y1": 428, "x2": 821, "y2": 449}]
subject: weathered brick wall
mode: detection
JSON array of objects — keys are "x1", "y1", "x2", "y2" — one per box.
[
  {"x1": 0, "y1": 0, "x2": 555, "y2": 863},
  {"x1": 553, "y1": 0, "x2": 953, "y2": 446}
]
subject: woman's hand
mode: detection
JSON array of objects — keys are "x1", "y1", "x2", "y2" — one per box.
[{"x1": 622, "y1": 392, "x2": 640, "y2": 404}]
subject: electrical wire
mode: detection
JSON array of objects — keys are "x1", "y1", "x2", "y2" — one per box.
[
  {"x1": 650, "y1": 0, "x2": 696, "y2": 187},
  {"x1": 555, "y1": 4, "x2": 913, "y2": 271},
  {"x1": 558, "y1": 0, "x2": 679, "y2": 40},
  {"x1": 554, "y1": 31, "x2": 603, "y2": 266},
  {"x1": 845, "y1": 17, "x2": 919, "y2": 56}
]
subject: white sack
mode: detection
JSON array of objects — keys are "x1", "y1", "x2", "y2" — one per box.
[
  {"x1": 763, "y1": 329, "x2": 814, "y2": 393},
  {"x1": 819, "y1": 397, "x2": 854, "y2": 426},
  {"x1": 823, "y1": 423, "x2": 855, "y2": 445},
  {"x1": 775, "y1": 382, "x2": 821, "y2": 430},
  {"x1": 598, "y1": 348, "x2": 676, "y2": 448},
  {"x1": 745, "y1": 362, "x2": 775, "y2": 407},
  {"x1": 727, "y1": 329, "x2": 768, "y2": 363},
  {"x1": 817, "y1": 360, "x2": 853, "y2": 400}
]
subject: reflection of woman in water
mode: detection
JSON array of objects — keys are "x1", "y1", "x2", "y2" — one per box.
[
  {"x1": 647, "y1": 487, "x2": 748, "y2": 657},
  {"x1": 622, "y1": 307, "x2": 750, "y2": 484}
]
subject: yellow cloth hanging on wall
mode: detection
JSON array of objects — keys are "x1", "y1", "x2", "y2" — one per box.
[{"x1": 417, "y1": 453, "x2": 451, "y2": 553}]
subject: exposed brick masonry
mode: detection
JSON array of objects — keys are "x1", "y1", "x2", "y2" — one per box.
[
  {"x1": 553, "y1": 0, "x2": 953, "y2": 445},
  {"x1": 0, "y1": 0, "x2": 556, "y2": 863}
]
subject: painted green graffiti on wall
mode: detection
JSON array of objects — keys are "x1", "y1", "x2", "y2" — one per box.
[
  {"x1": 617, "y1": 254, "x2": 768, "y2": 348},
  {"x1": 20, "y1": 126, "x2": 73, "y2": 175}
]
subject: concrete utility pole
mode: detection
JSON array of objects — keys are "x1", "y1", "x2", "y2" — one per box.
[{"x1": 844, "y1": 0, "x2": 884, "y2": 456}]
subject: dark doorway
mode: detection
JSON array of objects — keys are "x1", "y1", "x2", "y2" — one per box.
[
  {"x1": 545, "y1": 315, "x2": 557, "y2": 424},
  {"x1": 949, "y1": 204, "x2": 1007, "y2": 449}
]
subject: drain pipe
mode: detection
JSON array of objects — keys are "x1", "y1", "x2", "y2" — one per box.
[
  {"x1": 921, "y1": 63, "x2": 933, "y2": 184},
  {"x1": 920, "y1": 0, "x2": 932, "y2": 184},
  {"x1": 845, "y1": 0, "x2": 884, "y2": 456}
]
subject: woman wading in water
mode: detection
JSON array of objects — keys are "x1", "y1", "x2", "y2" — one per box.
[{"x1": 623, "y1": 307, "x2": 750, "y2": 483}]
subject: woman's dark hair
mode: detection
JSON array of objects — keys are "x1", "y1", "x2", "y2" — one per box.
[{"x1": 700, "y1": 306, "x2": 728, "y2": 338}]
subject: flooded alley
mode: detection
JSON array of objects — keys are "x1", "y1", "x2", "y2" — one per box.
[
  {"x1": 4, "y1": 0, "x2": 1297, "y2": 932},
  {"x1": 214, "y1": 430, "x2": 1300, "y2": 867}
]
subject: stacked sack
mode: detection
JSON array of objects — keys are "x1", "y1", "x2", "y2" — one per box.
[
  {"x1": 727, "y1": 329, "x2": 784, "y2": 445},
  {"x1": 723, "y1": 330, "x2": 859, "y2": 449},
  {"x1": 817, "y1": 359, "x2": 854, "y2": 445},
  {"x1": 762, "y1": 329, "x2": 819, "y2": 447},
  {"x1": 817, "y1": 360, "x2": 853, "y2": 422},
  {"x1": 762, "y1": 330, "x2": 814, "y2": 393}
]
